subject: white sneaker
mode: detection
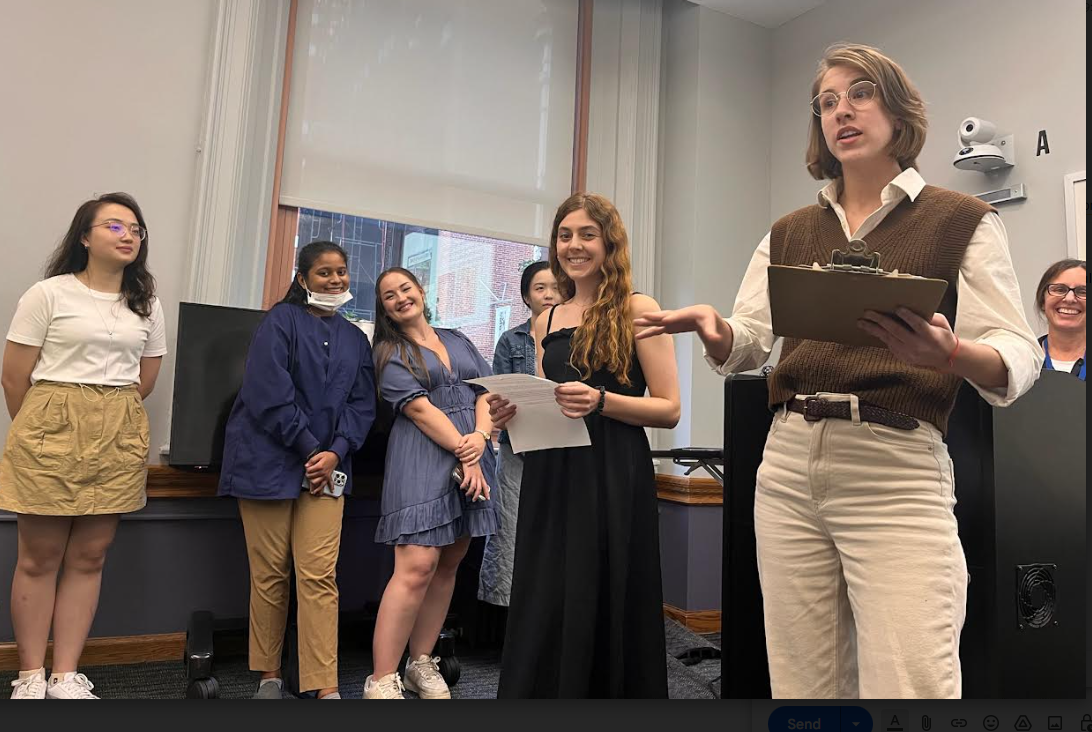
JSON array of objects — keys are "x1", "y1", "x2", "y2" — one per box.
[
  {"x1": 10, "y1": 669, "x2": 47, "y2": 699},
  {"x1": 363, "y1": 672, "x2": 405, "y2": 699},
  {"x1": 404, "y1": 655, "x2": 450, "y2": 699},
  {"x1": 46, "y1": 672, "x2": 99, "y2": 699}
]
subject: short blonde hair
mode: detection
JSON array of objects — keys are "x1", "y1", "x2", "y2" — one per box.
[{"x1": 805, "y1": 43, "x2": 928, "y2": 180}]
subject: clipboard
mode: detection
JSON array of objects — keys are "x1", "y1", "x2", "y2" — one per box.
[{"x1": 768, "y1": 239, "x2": 949, "y2": 348}]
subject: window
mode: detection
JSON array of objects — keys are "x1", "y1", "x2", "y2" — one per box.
[
  {"x1": 280, "y1": 0, "x2": 579, "y2": 245},
  {"x1": 261, "y1": 1, "x2": 592, "y2": 341},
  {"x1": 295, "y1": 208, "x2": 545, "y2": 362}
]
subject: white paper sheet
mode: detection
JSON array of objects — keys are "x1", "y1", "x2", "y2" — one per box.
[{"x1": 465, "y1": 374, "x2": 591, "y2": 454}]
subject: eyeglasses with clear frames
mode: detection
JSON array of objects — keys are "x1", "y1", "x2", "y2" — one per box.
[
  {"x1": 89, "y1": 220, "x2": 147, "y2": 241},
  {"x1": 1046, "y1": 284, "x2": 1087, "y2": 300},
  {"x1": 811, "y1": 80, "x2": 879, "y2": 117}
]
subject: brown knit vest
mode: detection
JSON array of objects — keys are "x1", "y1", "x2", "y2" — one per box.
[{"x1": 767, "y1": 185, "x2": 994, "y2": 434}]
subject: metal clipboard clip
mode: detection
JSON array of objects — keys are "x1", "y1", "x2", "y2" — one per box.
[{"x1": 826, "y1": 238, "x2": 888, "y2": 274}]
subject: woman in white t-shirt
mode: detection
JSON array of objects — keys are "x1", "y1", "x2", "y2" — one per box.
[{"x1": 1, "y1": 192, "x2": 167, "y2": 700}]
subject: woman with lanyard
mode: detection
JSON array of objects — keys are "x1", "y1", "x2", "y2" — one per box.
[
  {"x1": 636, "y1": 44, "x2": 1043, "y2": 698},
  {"x1": 3, "y1": 192, "x2": 167, "y2": 699},
  {"x1": 478, "y1": 260, "x2": 558, "y2": 612},
  {"x1": 218, "y1": 240, "x2": 376, "y2": 700},
  {"x1": 1034, "y1": 259, "x2": 1085, "y2": 380}
]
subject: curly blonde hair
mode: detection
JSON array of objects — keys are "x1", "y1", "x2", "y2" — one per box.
[{"x1": 549, "y1": 193, "x2": 635, "y2": 385}]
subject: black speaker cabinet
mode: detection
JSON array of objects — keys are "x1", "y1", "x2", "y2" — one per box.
[
  {"x1": 721, "y1": 374, "x2": 773, "y2": 699},
  {"x1": 721, "y1": 370, "x2": 1086, "y2": 698},
  {"x1": 948, "y1": 370, "x2": 1086, "y2": 698}
]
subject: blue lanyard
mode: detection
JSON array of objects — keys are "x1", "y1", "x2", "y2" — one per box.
[{"x1": 1043, "y1": 337, "x2": 1086, "y2": 380}]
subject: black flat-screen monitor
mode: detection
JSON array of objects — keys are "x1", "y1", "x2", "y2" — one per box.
[{"x1": 168, "y1": 302, "x2": 266, "y2": 469}]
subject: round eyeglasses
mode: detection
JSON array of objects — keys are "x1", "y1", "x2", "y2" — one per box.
[{"x1": 811, "y1": 80, "x2": 879, "y2": 117}]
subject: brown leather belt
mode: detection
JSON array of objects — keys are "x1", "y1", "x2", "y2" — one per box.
[{"x1": 786, "y1": 397, "x2": 920, "y2": 431}]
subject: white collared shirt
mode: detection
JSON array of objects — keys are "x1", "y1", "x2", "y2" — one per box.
[{"x1": 703, "y1": 168, "x2": 1043, "y2": 407}]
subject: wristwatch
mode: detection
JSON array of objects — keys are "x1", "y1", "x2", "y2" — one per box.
[{"x1": 474, "y1": 429, "x2": 491, "y2": 443}]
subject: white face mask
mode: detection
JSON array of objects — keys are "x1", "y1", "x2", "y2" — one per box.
[{"x1": 306, "y1": 288, "x2": 354, "y2": 312}]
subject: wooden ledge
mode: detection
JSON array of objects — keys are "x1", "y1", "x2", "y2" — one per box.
[
  {"x1": 143, "y1": 465, "x2": 384, "y2": 499},
  {"x1": 0, "y1": 633, "x2": 186, "y2": 671},
  {"x1": 663, "y1": 604, "x2": 721, "y2": 634},
  {"x1": 655, "y1": 473, "x2": 722, "y2": 506},
  {"x1": 145, "y1": 465, "x2": 219, "y2": 498}
]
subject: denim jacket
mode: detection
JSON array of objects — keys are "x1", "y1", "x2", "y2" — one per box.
[{"x1": 492, "y1": 319, "x2": 536, "y2": 444}]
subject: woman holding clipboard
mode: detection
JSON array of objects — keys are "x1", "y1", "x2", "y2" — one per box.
[{"x1": 636, "y1": 44, "x2": 1042, "y2": 699}]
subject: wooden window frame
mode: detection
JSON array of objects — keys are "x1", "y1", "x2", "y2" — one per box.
[{"x1": 262, "y1": 0, "x2": 593, "y2": 306}]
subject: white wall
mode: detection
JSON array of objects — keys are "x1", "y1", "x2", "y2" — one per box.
[
  {"x1": 0, "y1": 0, "x2": 217, "y2": 456},
  {"x1": 655, "y1": 0, "x2": 772, "y2": 457},
  {"x1": 770, "y1": 0, "x2": 1087, "y2": 325}
]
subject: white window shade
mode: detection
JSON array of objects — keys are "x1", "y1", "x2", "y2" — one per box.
[{"x1": 281, "y1": 0, "x2": 578, "y2": 245}]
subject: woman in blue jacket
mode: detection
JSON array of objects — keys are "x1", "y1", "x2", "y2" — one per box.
[
  {"x1": 219, "y1": 241, "x2": 376, "y2": 700},
  {"x1": 478, "y1": 260, "x2": 557, "y2": 610}
]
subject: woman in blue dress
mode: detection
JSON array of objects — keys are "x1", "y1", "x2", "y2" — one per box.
[
  {"x1": 364, "y1": 266, "x2": 497, "y2": 700},
  {"x1": 218, "y1": 240, "x2": 376, "y2": 700}
]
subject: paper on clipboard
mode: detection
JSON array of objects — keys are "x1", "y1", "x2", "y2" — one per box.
[
  {"x1": 465, "y1": 374, "x2": 591, "y2": 454},
  {"x1": 768, "y1": 240, "x2": 949, "y2": 348}
]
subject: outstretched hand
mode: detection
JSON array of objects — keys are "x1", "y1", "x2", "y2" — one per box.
[{"x1": 633, "y1": 304, "x2": 720, "y2": 340}]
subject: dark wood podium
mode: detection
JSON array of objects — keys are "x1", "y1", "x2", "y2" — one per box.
[{"x1": 720, "y1": 370, "x2": 1087, "y2": 698}]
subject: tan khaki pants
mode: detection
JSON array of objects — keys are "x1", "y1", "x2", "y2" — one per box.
[
  {"x1": 238, "y1": 492, "x2": 344, "y2": 692},
  {"x1": 755, "y1": 393, "x2": 968, "y2": 699}
]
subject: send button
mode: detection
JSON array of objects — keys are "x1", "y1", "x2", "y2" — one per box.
[{"x1": 769, "y1": 707, "x2": 873, "y2": 732}]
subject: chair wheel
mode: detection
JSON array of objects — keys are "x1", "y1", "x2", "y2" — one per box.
[
  {"x1": 186, "y1": 677, "x2": 220, "y2": 699},
  {"x1": 438, "y1": 656, "x2": 460, "y2": 686}
]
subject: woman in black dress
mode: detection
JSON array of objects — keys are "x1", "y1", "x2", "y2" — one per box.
[{"x1": 488, "y1": 193, "x2": 681, "y2": 698}]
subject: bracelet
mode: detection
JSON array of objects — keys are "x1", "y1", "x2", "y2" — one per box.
[
  {"x1": 593, "y1": 385, "x2": 607, "y2": 415},
  {"x1": 947, "y1": 335, "x2": 961, "y2": 370}
]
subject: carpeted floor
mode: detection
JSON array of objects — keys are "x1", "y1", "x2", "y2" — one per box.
[{"x1": 1, "y1": 619, "x2": 722, "y2": 699}]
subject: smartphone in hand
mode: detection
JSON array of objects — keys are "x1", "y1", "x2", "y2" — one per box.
[{"x1": 302, "y1": 469, "x2": 347, "y2": 497}]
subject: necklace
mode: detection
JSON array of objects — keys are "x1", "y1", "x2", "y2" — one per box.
[
  {"x1": 78, "y1": 272, "x2": 122, "y2": 382},
  {"x1": 80, "y1": 272, "x2": 122, "y2": 334}
]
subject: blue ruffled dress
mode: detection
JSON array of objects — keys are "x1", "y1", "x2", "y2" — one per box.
[{"x1": 375, "y1": 328, "x2": 498, "y2": 546}]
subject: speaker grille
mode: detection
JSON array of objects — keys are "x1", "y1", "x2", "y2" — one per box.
[{"x1": 1015, "y1": 563, "x2": 1057, "y2": 629}]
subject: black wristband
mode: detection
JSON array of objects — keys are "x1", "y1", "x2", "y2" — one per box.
[{"x1": 593, "y1": 385, "x2": 607, "y2": 415}]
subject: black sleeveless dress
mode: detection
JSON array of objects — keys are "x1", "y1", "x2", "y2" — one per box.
[{"x1": 496, "y1": 309, "x2": 668, "y2": 698}]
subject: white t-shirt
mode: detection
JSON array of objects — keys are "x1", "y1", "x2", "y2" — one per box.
[
  {"x1": 6, "y1": 274, "x2": 168, "y2": 387},
  {"x1": 1050, "y1": 359, "x2": 1077, "y2": 373}
]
